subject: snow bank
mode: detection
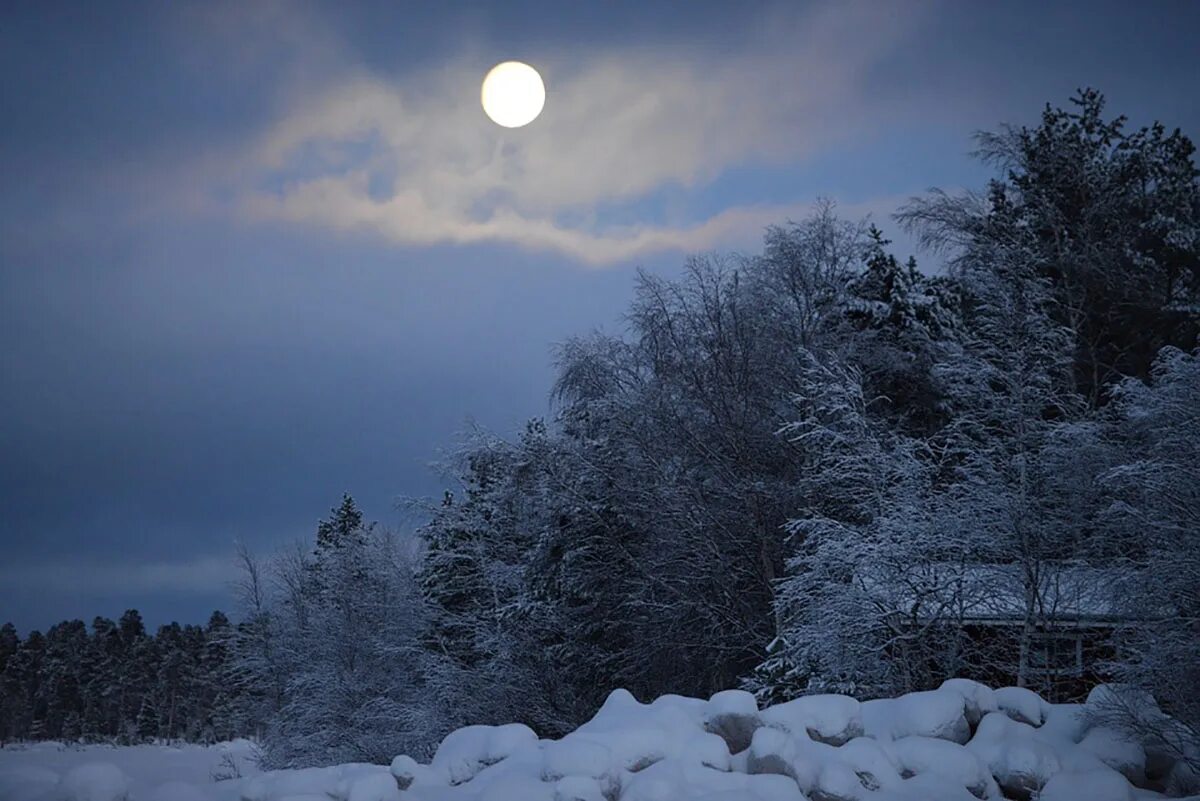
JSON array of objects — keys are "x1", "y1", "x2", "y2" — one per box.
[
  {"x1": 0, "y1": 739, "x2": 262, "y2": 801},
  {"x1": 1, "y1": 683, "x2": 1191, "y2": 801},
  {"x1": 1079, "y1": 725, "x2": 1147, "y2": 784},
  {"x1": 938, "y1": 678, "x2": 998, "y2": 727}
]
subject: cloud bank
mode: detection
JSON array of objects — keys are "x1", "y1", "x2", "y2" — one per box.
[{"x1": 0, "y1": 555, "x2": 239, "y2": 597}]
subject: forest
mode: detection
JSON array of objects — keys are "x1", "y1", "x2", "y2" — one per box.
[{"x1": 2, "y1": 90, "x2": 1197, "y2": 779}]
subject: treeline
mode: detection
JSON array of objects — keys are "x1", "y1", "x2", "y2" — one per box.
[{"x1": 0, "y1": 610, "x2": 255, "y2": 745}]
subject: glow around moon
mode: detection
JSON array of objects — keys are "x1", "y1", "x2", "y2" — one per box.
[{"x1": 481, "y1": 61, "x2": 545, "y2": 128}]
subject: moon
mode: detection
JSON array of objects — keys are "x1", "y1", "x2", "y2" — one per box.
[{"x1": 481, "y1": 61, "x2": 545, "y2": 128}]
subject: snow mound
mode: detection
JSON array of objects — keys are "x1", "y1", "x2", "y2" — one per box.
[
  {"x1": 430, "y1": 723, "x2": 538, "y2": 785},
  {"x1": 238, "y1": 763, "x2": 386, "y2": 801},
  {"x1": 862, "y1": 688, "x2": 971, "y2": 743},
  {"x1": 761, "y1": 693, "x2": 863, "y2": 745},
  {"x1": 939, "y1": 678, "x2": 998, "y2": 727},
  {"x1": 890, "y1": 735, "x2": 1000, "y2": 799},
  {"x1": 994, "y1": 686, "x2": 1049, "y2": 726},
  {"x1": 703, "y1": 689, "x2": 761, "y2": 752},
  {"x1": 384, "y1": 682, "x2": 1187, "y2": 801},
  {"x1": 342, "y1": 772, "x2": 402, "y2": 801},
  {"x1": 1079, "y1": 725, "x2": 1148, "y2": 784},
  {"x1": 55, "y1": 762, "x2": 130, "y2": 801}
]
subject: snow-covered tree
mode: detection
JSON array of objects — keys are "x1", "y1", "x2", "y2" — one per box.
[
  {"x1": 901, "y1": 172, "x2": 1133, "y2": 701},
  {"x1": 840, "y1": 226, "x2": 961, "y2": 434},
  {"x1": 900, "y1": 89, "x2": 1200, "y2": 406},
  {"x1": 239, "y1": 496, "x2": 441, "y2": 768},
  {"x1": 39, "y1": 620, "x2": 88, "y2": 741},
  {"x1": 749, "y1": 355, "x2": 987, "y2": 701},
  {"x1": 416, "y1": 423, "x2": 596, "y2": 736},
  {"x1": 1098, "y1": 345, "x2": 1200, "y2": 775}
]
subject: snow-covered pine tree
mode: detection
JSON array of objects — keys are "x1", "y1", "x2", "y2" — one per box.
[
  {"x1": 900, "y1": 89, "x2": 1200, "y2": 406},
  {"x1": 0, "y1": 623, "x2": 18, "y2": 744},
  {"x1": 417, "y1": 424, "x2": 586, "y2": 736},
  {"x1": 841, "y1": 226, "x2": 961, "y2": 435},
  {"x1": 38, "y1": 620, "x2": 88, "y2": 740},
  {"x1": 201, "y1": 610, "x2": 236, "y2": 742},
  {"x1": 0, "y1": 624, "x2": 16, "y2": 677}
]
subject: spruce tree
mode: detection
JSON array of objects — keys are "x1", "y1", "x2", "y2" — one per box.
[{"x1": 900, "y1": 89, "x2": 1200, "y2": 405}]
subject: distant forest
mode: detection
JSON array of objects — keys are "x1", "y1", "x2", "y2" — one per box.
[
  {"x1": 0, "y1": 611, "x2": 242, "y2": 745},
  {"x1": 3, "y1": 90, "x2": 1198, "y2": 774}
]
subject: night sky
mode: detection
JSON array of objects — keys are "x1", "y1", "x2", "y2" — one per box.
[{"x1": 3, "y1": 0, "x2": 1198, "y2": 632}]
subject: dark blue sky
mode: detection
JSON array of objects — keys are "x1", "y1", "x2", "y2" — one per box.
[{"x1": 3, "y1": 0, "x2": 1198, "y2": 632}]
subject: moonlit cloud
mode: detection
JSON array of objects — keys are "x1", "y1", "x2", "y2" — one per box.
[{"x1": 235, "y1": 2, "x2": 932, "y2": 265}]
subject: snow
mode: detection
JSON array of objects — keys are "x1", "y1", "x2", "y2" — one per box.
[
  {"x1": 143, "y1": 782, "x2": 209, "y2": 801},
  {"x1": 542, "y1": 737, "x2": 612, "y2": 781},
  {"x1": 342, "y1": 773, "x2": 402, "y2": 801},
  {"x1": 760, "y1": 693, "x2": 863, "y2": 745},
  {"x1": 889, "y1": 735, "x2": 1000, "y2": 799},
  {"x1": 1, "y1": 683, "x2": 1191, "y2": 801},
  {"x1": 55, "y1": 763, "x2": 129, "y2": 801},
  {"x1": 1040, "y1": 768, "x2": 1137, "y2": 801},
  {"x1": 966, "y1": 712, "x2": 1063, "y2": 798},
  {"x1": 1080, "y1": 726, "x2": 1148, "y2": 784},
  {"x1": 0, "y1": 741, "x2": 260, "y2": 801},
  {"x1": 939, "y1": 678, "x2": 998, "y2": 727},
  {"x1": 550, "y1": 775, "x2": 607, "y2": 801},
  {"x1": 0, "y1": 764, "x2": 60, "y2": 801},
  {"x1": 861, "y1": 688, "x2": 971, "y2": 743},
  {"x1": 994, "y1": 685, "x2": 1049, "y2": 726},
  {"x1": 428, "y1": 724, "x2": 537, "y2": 785},
  {"x1": 703, "y1": 689, "x2": 761, "y2": 752}
]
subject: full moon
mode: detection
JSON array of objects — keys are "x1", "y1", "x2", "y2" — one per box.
[{"x1": 481, "y1": 61, "x2": 545, "y2": 128}]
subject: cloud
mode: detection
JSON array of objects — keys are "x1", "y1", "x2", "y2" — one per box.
[
  {"x1": 0, "y1": 555, "x2": 239, "y2": 597},
  {"x1": 233, "y1": 1, "x2": 933, "y2": 265}
]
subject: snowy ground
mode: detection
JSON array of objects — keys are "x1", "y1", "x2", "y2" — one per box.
[
  {"x1": 3, "y1": 682, "x2": 1197, "y2": 801},
  {"x1": 0, "y1": 740, "x2": 268, "y2": 801}
]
